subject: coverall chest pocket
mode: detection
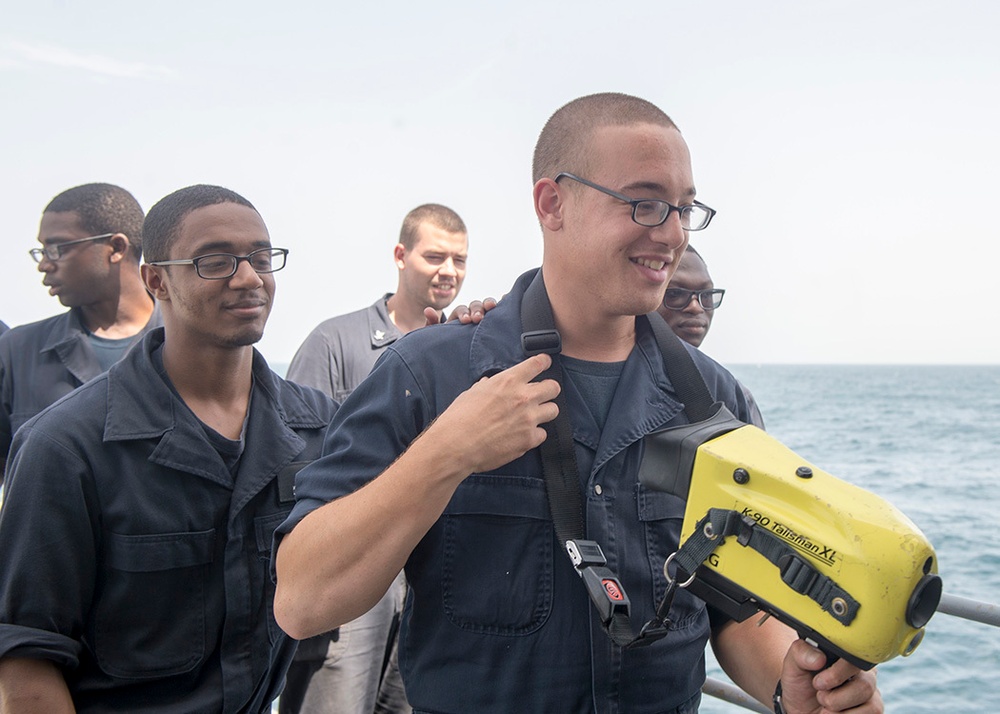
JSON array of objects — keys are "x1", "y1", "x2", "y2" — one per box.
[
  {"x1": 96, "y1": 529, "x2": 215, "y2": 678},
  {"x1": 637, "y1": 485, "x2": 705, "y2": 630},
  {"x1": 441, "y1": 475, "x2": 553, "y2": 636}
]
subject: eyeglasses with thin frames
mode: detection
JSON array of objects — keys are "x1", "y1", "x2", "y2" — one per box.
[
  {"x1": 662, "y1": 288, "x2": 726, "y2": 311},
  {"x1": 29, "y1": 233, "x2": 115, "y2": 263},
  {"x1": 146, "y1": 247, "x2": 289, "y2": 280},
  {"x1": 554, "y1": 172, "x2": 716, "y2": 231}
]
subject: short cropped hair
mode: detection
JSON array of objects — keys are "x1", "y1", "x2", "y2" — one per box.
[
  {"x1": 143, "y1": 185, "x2": 257, "y2": 263},
  {"x1": 677, "y1": 243, "x2": 709, "y2": 276},
  {"x1": 532, "y1": 92, "x2": 678, "y2": 184},
  {"x1": 398, "y1": 204, "x2": 467, "y2": 250},
  {"x1": 44, "y1": 183, "x2": 145, "y2": 262}
]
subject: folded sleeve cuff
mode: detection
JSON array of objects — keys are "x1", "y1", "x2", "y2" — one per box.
[{"x1": 0, "y1": 624, "x2": 81, "y2": 670}]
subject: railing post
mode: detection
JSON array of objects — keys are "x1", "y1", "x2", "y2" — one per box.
[
  {"x1": 937, "y1": 592, "x2": 1000, "y2": 627},
  {"x1": 702, "y1": 677, "x2": 771, "y2": 713}
]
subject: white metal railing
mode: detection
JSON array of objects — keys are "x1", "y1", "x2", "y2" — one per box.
[
  {"x1": 702, "y1": 591, "x2": 999, "y2": 712},
  {"x1": 702, "y1": 677, "x2": 771, "y2": 713},
  {"x1": 936, "y1": 592, "x2": 1000, "y2": 627}
]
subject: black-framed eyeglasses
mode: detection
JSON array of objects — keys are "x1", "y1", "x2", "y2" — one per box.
[
  {"x1": 554, "y1": 172, "x2": 716, "y2": 231},
  {"x1": 662, "y1": 288, "x2": 726, "y2": 310},
  {"x1": 146, "y1": 247, "x2": 289, "y2": 280},
  {"x1": 29, "y1": 233, "x2": 115, "y2": 263}
]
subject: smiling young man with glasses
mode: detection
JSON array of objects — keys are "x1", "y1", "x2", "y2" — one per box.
[
  {"x1": 274, "y1": 93, "x2": 882, "y2": 714},
  {"x1": 0, "y1": 183, "x2": 161, "y2": 478},
  {"x1": 0, "y1": 185, "x2": 337, "y2": 712}
]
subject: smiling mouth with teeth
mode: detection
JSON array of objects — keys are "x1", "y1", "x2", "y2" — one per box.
[{"x1": 633, "y1": 258, "x2": 666, "y2": 270}]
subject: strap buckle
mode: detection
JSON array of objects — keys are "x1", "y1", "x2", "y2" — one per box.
[
  {"x1": 630, "y1": 619, "x2": 671, "y2": 648},
  {"x1": 521, "y1": 329, "x2": 562, "y2": 356},
  {"x1": 566, "y1": 540, "x2": 631, "y2": 626},
  {"x1": 778, "y1": 553, "x2": 819, "y2": 595}
]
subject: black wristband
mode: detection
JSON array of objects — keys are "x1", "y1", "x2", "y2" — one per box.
[{"x1": 773, "y1": 680, "x2": 786, "y2": 714}]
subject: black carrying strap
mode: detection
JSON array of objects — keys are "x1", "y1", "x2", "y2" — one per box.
[
  {"x1": 645, "y1": 310, "x2": 715, "y2": 423},
  {"x1": 520, "y1": 271, "x2": 717, "y2": 647},
  {"x1": 521, "y1": 273, "x2": 637, "y2": 645},
  {"x1": 521, "y1": 272, "x2": 586, "y2": 544},
  {"x1": 673, "y1": 508, "x2": 860, "y2": 626}
]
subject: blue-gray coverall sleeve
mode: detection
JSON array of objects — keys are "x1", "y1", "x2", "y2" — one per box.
[{"x1": 0, "y1": 423, "x2": 97, "y2": 668}]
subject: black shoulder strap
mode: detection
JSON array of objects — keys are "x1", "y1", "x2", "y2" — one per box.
[
  {"x1": 519, "y1": 271, "x2": 718, "y2": 647},
  {"x1": 521, "y1": 271, "x2": 585, "y2": 550},
  {"x1": 522, "y1": 272, "x2": 639, "y2": 644},
  {"x1": 645, "y1": 311, "x2": 715, "y2": 423}
]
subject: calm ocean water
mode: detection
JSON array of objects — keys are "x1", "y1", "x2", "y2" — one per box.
[
  {"x1": 699, "y1": 364, "x2": 1000, "y2": 714},
  {"x1": 271, "y1": 362, "x2": 999, "y2": 712}
]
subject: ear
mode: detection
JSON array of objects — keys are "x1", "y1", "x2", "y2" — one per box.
[
  {"x1": 393, "y1": 243, "x2": 407, "y2": 270},
  {"x1": 533, "y1": 178, "x2": 564, "y2": 232},
  {"x1": 108, "y1": 233, "x2": 130, "y2": 264},
  {"x1": 141, "y1": 263, "x2": 169, "y2": 301}
]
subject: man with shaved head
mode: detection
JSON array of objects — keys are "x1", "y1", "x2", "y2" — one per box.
[{"x1": 274, "y1": 93, "x2": 882, "y2": 714}]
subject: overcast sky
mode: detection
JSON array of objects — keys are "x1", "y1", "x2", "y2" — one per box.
[{"x1": 3, "y1": 0, "x2": 998, "y2": 365}]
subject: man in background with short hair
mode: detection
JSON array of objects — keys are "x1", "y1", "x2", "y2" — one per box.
[
  {"x1": 0, "y1": 183, "x2": 160, "y2": 477},
  {"x1": 0, "y1": 185, "x2": 337, "y2": 712},
  {"x1": 281, "y1": 203, "x2": 468, "y2": 714},
  {"x1": 657, "y1": 244, "x2": 765, "y2": 427}
]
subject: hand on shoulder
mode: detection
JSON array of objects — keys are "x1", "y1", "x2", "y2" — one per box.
[{"x1": 424, "y1": 297, "x2": 499, "y2": 327}]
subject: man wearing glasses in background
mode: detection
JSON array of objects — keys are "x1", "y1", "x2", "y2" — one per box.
[
  {"x1": 657, "y1": 244, "x2": 765, "y2": 428},
  {"x1": 0, "y1": 185, "x2": 337, "y2": 712},
  {"x1": 0, "y1": 183, "x2": 160, "y2": 479}
]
